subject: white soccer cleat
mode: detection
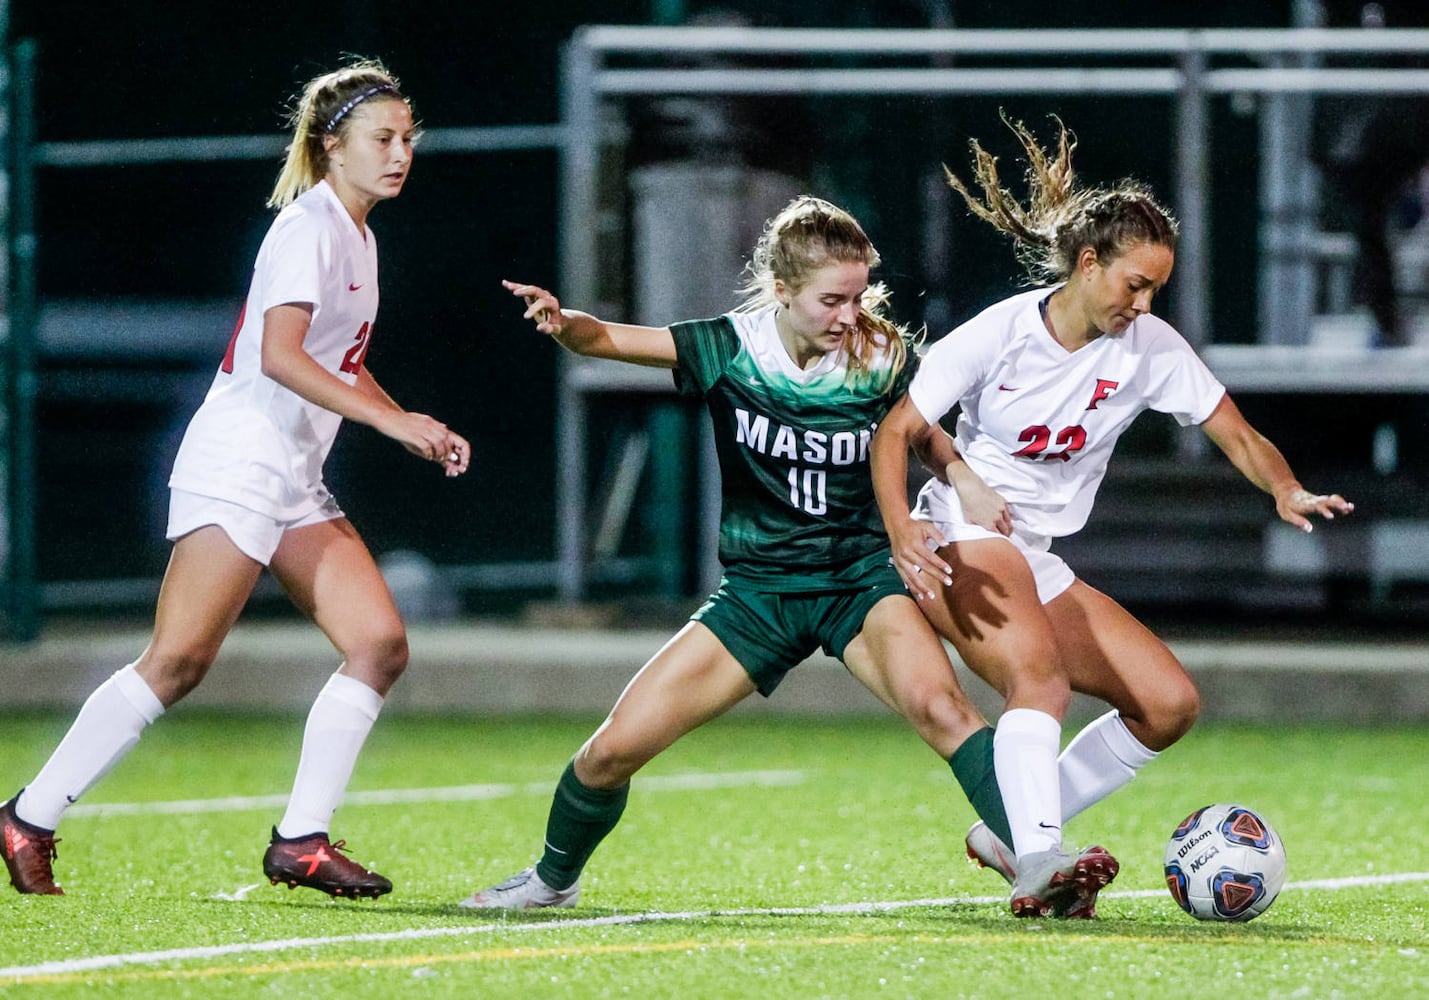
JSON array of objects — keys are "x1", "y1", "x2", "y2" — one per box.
[
  {"x1": 1008, "y1": 847, "x2": 1080, "y2": 917},
  {"x1": 965, "y1": 821, "x2": 1016, "y2": 885},
  {"x1": 967, "y1": 821, "x2": 1118, "y2": 918},
  {"x1": 458, "y1": 866, "x2": 580, "y2": 910}
]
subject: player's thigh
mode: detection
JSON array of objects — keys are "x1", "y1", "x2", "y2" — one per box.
[
  {"x1": 844, "y1": 594, "x2": 961, "y2": 710},
  {"x1": 917, "y1": 537, "x2": 1061, "y2": 693},
  {"x1": 1044, "y1": 580, "x2": 1198, "y2": 744},
  {"x1": 844, "y1": 593, "x2": 986, "y2": 749},
  {"x1": 140, "y1": 526, "x2": 263, "y2": 688},
  {"x1": 268, "y1": 517, "x2": 405, "y2": 662},
  {"x1": 583, "y1": 622, "x2": 757, "y2": 770}
]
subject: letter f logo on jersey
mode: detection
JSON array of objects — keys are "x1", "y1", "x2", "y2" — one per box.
[{"x1": 1085, "y1": 378, "x2": 1120, "y2": 411}]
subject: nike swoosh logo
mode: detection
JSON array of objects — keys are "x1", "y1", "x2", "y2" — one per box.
[
  {"x1": 348, "y1": 283, "x2": 364, "y2": 291},
  {"x1": 998, "y1": 384, "x2": 1021, "y2": 392},
  {"x1": 1038, "y1": 821, "x2": 1061, "y2": 830},
  {"x1": 542, "y1": 841, "x2": 569, "y2": 855}
]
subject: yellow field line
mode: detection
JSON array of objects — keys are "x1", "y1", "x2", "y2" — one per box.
[{"x1": 13, "y1": 933, "x2": 947, "y2": 987}]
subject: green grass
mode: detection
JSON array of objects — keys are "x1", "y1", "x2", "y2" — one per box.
[{"x1": 2, "y1": 712, "x2": 1426, "y2": 997}]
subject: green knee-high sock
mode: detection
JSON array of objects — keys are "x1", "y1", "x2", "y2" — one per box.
[
  {"x1": 948, "y1": 726, "x2": 1014, "y2": 848},
  {"x1": 535, "y1": 761, "x2": 630, "y2": 891}
]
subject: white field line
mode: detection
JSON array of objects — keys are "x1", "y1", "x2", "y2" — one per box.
[
  {"x1": 2, "y1": 871, "x2": 1425, "y2": 981},
  {"x1": 63, "y1": 769, "x2": 806, "y2": 818}
]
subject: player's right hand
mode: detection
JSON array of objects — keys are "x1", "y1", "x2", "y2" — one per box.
[
  {"x1": 886, "y1": 518, "x2": 953, "y2": 602},
  {"x1": 502, "y1": 279, "x2": 564, "y2": 335}
]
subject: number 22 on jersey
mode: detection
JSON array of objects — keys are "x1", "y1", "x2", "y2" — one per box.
[
  {"x1": 1012, "y1": 424, "x2": 1087, "y2": 462},
  {"x1": 1008, "y1": 378, "x2": 1117, "y2": 462}
]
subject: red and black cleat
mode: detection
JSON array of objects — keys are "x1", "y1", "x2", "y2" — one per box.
[
  {"x1": 1, "y1": 796, "x2": 64, "y2": 895},
  {"x1": 1060, "y1": 845, "x2": 1121, "y2": 919},
  {"x1": 261, "y1": 827, "x2": 392, "y2": 899}
]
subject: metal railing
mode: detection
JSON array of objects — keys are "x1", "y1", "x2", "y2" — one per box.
[
  {"x1": 552, "y1": 26, "x2": 1429, "y2": 601},
  {"x1": 6, "y1": 27, "x2": 1429, "y2": 632},
  {"x1": 0, "y1": 42, "x2": 568, "y2": 638}
]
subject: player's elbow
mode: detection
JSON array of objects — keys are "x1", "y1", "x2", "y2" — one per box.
[{"x1": 259, "y1": 346, "x2": 289, "y2": 381}]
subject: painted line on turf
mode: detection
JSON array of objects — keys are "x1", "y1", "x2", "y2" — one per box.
[
  {"x1": 3, "y1": 871, "x2": 1425, "y2": 983},
  {"x1": 5, "y1": 933, "x2": 945, "y2": 987},
  {"x1": 61, "y1": 769, "x2": 805, "y2": 818},
  {"x1": 1, "y1": 913, "x2": 1006, "y2": 984}
]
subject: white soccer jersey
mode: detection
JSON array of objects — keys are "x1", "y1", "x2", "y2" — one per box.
[
  {"x1": 169, "y1": 180, "x2": 379, "y2": 519},
  {"x1": 908, "y1": 286, "x2": 1226, "y2": 538}
]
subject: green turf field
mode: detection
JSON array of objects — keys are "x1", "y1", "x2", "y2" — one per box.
[{"x1": 2, "y1": 711, "x2": 1425, "y2": 997}]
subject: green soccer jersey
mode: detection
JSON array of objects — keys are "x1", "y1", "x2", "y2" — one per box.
[{"x1": 670, "y1": 307, "x2": 917, "y2": 592}]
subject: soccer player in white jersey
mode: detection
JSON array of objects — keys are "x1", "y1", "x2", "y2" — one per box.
[
  {"x1": 871, "y1": 117, "x2": 1353, "y2": 918},
  {"x1": 0, "y1": 60, "x2": 470, "y2": 899},
  {"x1": 459, "y1": 197, "x2": 1098, "y2": 916}
]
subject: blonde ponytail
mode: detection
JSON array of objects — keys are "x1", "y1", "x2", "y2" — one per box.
[{"x1": 267, "y1": 59, "x2": 410, "y2": 209}]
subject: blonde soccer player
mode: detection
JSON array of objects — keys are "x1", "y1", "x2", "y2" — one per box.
[
  {"x1": 458, "y1": 196, "x2": 1108, "y2": 919},
  {"x1": 1, "y1": 60, "x2": 469, "y2": 899}
]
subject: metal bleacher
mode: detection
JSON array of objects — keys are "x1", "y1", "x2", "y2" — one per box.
[{"x1": 552, "y1": 26, "x2": 1429, "y2": 618}]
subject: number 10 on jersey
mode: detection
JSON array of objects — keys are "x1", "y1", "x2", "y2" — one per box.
[{"x1": 787, "y1": 467, "x2": 827, "y2": 515}]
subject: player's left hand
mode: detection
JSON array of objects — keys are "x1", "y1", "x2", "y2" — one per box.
[
  {"x1": 886, "y1": 517, "x2": 954, "y2": 601},
  {"x1": 1276, "y1": 488, "x2": 1353, "y2": 533},
  {"x1": 442, "y1": 433, "x2": 472, "y2": 478}
]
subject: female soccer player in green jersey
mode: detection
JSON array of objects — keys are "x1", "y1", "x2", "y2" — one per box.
[{"x1": 460, "y1": 196, "x2": 1111, "y2": 917}]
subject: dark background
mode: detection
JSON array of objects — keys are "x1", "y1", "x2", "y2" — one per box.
[{"x1": 11, "y1": 1, "x2": 1429, "y2": 614}]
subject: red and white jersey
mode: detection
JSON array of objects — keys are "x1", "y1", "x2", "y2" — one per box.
[
  {"x1": 169, "y1": 180, "x2": 379, "y2": 519},
  {"x1": 908, "y1": 287, "x2": 1225, "y2": 538}
]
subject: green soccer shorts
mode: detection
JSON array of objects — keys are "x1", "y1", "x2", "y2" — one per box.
[{"x1": 689, "y1": 563, "x2": 908, "y2": 696}]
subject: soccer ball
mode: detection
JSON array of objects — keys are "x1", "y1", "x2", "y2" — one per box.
[{"x1": 1163, "y1": 803, "x2": 1287, "y2": 921}]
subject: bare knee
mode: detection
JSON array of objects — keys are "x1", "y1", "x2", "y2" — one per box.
[
  {"x1": 900, "y1": 685, "x2": 988, "y2": 758},
  {"x1": 1152, "y1": 682, "x2": 1201, "y2": 749},
  {"x1": 1127, "y1": 677, "x2": 1201, "y2": 751},
  {"x1": 998, "y1": 646, "x2": 1072, "y2": 719},
  {"x1": 136, "y1": 646, "x2": 219, "y2": 705},
  {"x1": 573, "y1": 731, "x2": 647, "y2": 790},
  {"x1": 958, "y1": 617, "x2": 1071, "y2": 715},
  {"x1": 342, "y1": 629, "x2": 409, "y2": 694}
]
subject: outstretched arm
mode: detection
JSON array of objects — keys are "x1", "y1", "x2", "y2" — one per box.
[
  {"x1": 1200, "y1": 393, "x2": 1353, "y2": 532},
  {"x1": 262, "y1": 303, "x2": 470, "y2": 477},
  {"x1": 871, "y1": 395, "x2": 955, "y2": 599},
  {"x1": 503, "y1": 279, "x2": 678, "y2": 368}
]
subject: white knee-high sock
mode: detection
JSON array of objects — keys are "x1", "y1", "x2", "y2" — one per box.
[
  {"x1": 276, "y1": 672, "x2": 384, "y2": 839},
  {"x1": 16, "y1": 664, "x2": 165, "y2": 830},
  {"x1": 994, "y1": 707, "x2": 1064, "y2": 857},
  {"x1": 1058, "y1": 710, "x2": 1159, "y2": 823}
]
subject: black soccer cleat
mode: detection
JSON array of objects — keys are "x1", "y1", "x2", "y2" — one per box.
[
  {"x1": 261, "y1": 827, "x2": 392, "y2": 899},
  {"x1": 1, "y1": 795, "x2": 64, "y2": 895}
]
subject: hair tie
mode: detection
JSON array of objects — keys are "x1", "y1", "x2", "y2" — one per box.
[{"x1": 324, "y1": 84, "x2": 399, "y2": 133}]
